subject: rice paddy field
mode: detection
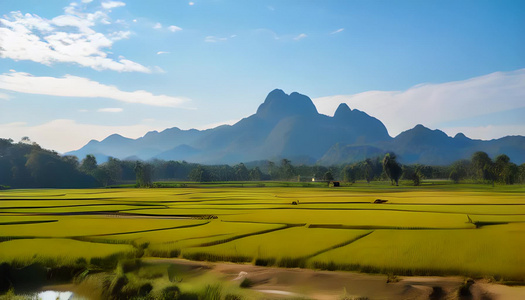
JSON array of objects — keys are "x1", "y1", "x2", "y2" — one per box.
[{"x1": 1, "y1": 182, "x2": 524, "y2": 297}]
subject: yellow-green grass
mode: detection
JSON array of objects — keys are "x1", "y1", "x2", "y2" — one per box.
[
  {"x1": 0, "y1": 204, "x2": 150, "y2": 214},
  {"x1": 221, "y1": 209, "x2": 475, "y2": 229},
  {"x1": 0, "y1": 216, "x2": 207, "y2": 238},
  {"x1": 96, "y1": 219, "x2": 282, "y2": 244},
  {"x1": 89, "y1": 220, "x2": 288, "y2": 257},
  {"x1": 0, "y1": 238, "x2": 135, "y2": 266},
  {"x1": 1, "y1": 186, "x2": 524, "y2": 280},
  {"x1": 310, "y1": 223, "x2": 525, "y2": 280},
  {"x1": 183, "y1": 227, "x2": 370, "y2": 261}
]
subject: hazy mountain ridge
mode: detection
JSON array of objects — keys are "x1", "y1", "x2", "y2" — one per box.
[{"x1": 67, "y1": 89, "x2": 525, "y2": 165}]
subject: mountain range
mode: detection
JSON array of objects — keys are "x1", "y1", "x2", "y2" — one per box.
[{"x1": 68, "y1": 89, "x2": 525, "y2": 165}]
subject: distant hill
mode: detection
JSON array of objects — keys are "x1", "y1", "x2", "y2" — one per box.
[{"x1": 67, "y1": 89, "x2": 525, "y2": 165}]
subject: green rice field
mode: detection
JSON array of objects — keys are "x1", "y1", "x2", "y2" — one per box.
[{"x1": 1, "y1": 183, "x2": 524, "y2": 282}]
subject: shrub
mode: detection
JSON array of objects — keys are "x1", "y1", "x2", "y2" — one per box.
[
  {"x1": 458, "y1": 278, "x2": 474, "y2": 298},
  {"x1": 109, "y1": 275, "x2": 128, "y2": 297},
  {"x1": 386, "y1": 273, "x2": 399, "y2": 283},
  {"x1": 429, "y1": 286, "x2": 444, "y2": 300},
  {"x1": 90, "y1": 254, "x2": 120, "y2": 270},
  {"x1": 179, "y1": 293, "x2": 199, "y2": 300},
  {"x1": 278, "y1": 257, "x2": 306, "y2": 268},
  {"x1": 201, "y1": 284, "x2": 222, "y2": 300},
  {"x1": 119, "y1": 259, "x2": 142, "y2": 273},
  {"x1": 254, "y1": 257, "x2": 275, "y2": 266},
  {"x1": 240, "y1": 277, "x2": 253, "y2": 288},
  {"x1": 160, "y1": 285, "x2": 180, "y2": 300},
  {"x1": 137, "y1": 283, "x2": 153, "y2": 297}
]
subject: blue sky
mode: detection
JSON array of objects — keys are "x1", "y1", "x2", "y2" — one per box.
[{"x1": 0, "y1": 0, "x2": 524, "y2": 152}]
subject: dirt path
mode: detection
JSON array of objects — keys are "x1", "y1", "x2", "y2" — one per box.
[{"x1": 145, "y1": 258, "x2": 525, "y2": 299}]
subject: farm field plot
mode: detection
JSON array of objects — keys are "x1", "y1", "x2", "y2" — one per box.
[
  {"x1": 1, "y1": 185, "x2": 524, "y2": 283},
  {"x1": 0, "y1": 238, "x2": 136, "y2": 266}
]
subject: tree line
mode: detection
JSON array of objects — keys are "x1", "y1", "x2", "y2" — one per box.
[{"x1": 1, "y1": 138, "x2": 524, "y2": 188}]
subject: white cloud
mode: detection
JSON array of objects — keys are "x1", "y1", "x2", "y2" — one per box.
[
  {"x1": 101, "y1": 1, "x2": 126, "y2": 9},
  {"x1": 330, "y1": 28, "x2": 344, "y2": 34},
  {"x1": 0, "y1": 119, "x2": 161, "y2": 153},
  {"x1": 313, "y1": 69, "x2": 525, "y2": 139},
  {"x1": 156, "y1": 51, "x2": 170, "y2": 55},
  {"x1": 108, "y1": 30, "x2": 131, "y2": 41},
  {"x1": 168, "y1": 25, "x2": 182, "y2": 32},
  {"x1": 0, "y1": 71, "x2": 190, "y2": 107},
  {"x1": 189, "y1": 2, "x2": 195, "y2": 6},
  {"x1": 82, "y1": 0, "x2": 93, "y2": 3},
  {"x1": 204, "y1": 36, "x2": 227, "y2": 43},
  {"x1": 0, "y1": 7, "x2": 149, "y2": 73},
  {"x1": 153, "y1": 22, "x2": 162, "y2": 29},
  {"x1": 293, "y1": 33, "x2": 307, "y2": 41},
  {"x1": 98, "y1": 107, "x2": 123, "y2": 113}
]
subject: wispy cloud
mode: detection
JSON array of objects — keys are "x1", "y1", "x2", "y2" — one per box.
[
  {"x1": 0, "y1": 71, "x2": 191, "y2": 107},
  {"x1": 168, "y1": 25, "x2": 182, "y2": 32},
  {"x1": 189, "y1": 2, "x2": 195, "y2": 6},
  {"x1": 0, "y1": 5, "x2": 150, "y2": 72},
  {"x1": 313, "y1": 69, "x2": 525, "y2": 139},
  {"x1": 330, "y1": 28, "x2": 344, "y2": 34},
  {"x1": 98, "y1": 107, "x2": 123, "y2": 113},
  {"x1": 108, "y1": 30, "x2": 131, "y2": 41},
  {"x1": 101, "y1": 1, "x2": 126, "y2": 10},
  {"x1": 153, "y1": 22, "x2": 162, "y2": 29},
  {"x1": 156, "y1": 51, "x2": 170, "y2": 55},
  {"x1": 0, "y1": 92, "x2": 10, "y2": 100},
  {"x1": 204, "y1": 36, "x2": 228, "y2": 43},
  {"x1": 293, "y1": 33, "x2": 307, "y2": 41}
]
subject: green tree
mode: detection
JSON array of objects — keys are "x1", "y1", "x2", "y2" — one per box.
[
  {"x1": 134, "y1": 161, "x2": 153, "y2": 187},
  {"x1": 518, "y1": 163, "x2": 525, "y2": 184},
  {"x1": 403, "y1": 165, "x2": 422, "y2": 186},
  {"x1": 267, "y1": 161, "x2": 276, "y2": 179},
  {"x1": 364, "y1": 158, "x2": 373, "y2": 183},
  {"x1": 189, "y1": 165, "x2": 210, "y2": 182},
  {"x1": 234, "y1": 163, "x2": 249, "y2": 181},
  {"x1": 105, "y1": 157, "x2": 123, "y2": 184},
  {"x1": 471, "y1": 151, "x2": 493, "y2": 182},
  {"x1": 323, "y1": 170, "x2": 334, "y2": 181},
  {"x1": 80, "y1": 154, "x2": 98, "y2": 175},
  {"x1": 450, "y1": 159, "x2": 471, "y2": 183},
  {"x1": 449, "y1": 170, "x2": 460, "y2": 184},
  {"x1": 493, "y1": 154, "x2": 518, "y2": 184},
  {"x1": 342, "y1": 165, "x2": 356, "y2": 183},
  {"x1": 280, "y1": 159, "x2": 295, "y2": 180},
  {"x1": 249, "y1": 167, "x2": 262, "y2": 181},
  {"x1": 383, "y1": 153, "x2": 402, "y2": 186}
]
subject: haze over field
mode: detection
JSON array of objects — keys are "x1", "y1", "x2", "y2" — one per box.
[{"x1": 0, "y1": 0, "x2": 524, "y2": 153}]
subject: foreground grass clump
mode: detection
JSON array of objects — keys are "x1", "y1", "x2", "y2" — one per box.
[{"x1": 0, "y1": 238, "x2": 136, "y2": 267}]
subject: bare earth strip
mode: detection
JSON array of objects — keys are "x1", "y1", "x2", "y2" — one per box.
[{"x1": 144, "y1": 258, "x2": 525, "y2": 300}]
